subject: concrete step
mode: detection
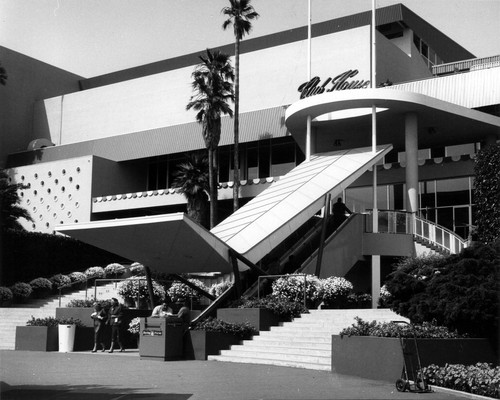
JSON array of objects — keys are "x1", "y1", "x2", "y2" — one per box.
[{"x1": 209, "y1": 308, "x2": 407, "y2": 371}]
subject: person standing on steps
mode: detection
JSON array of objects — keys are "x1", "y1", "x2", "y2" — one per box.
[
  {"x1": 90, "y1": 302, "x2": 107, "y2": 352},
  {"x1": 331, "y1": 197, "x2": 352, "y2": 229},
  {"x1": 107, "y1": 298, "x2": 124, "y2": 353}
]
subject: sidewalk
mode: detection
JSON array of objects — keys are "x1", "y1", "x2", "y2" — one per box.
[{"x1": 0, "y1": 350, "x2": 469, "y2": 400}]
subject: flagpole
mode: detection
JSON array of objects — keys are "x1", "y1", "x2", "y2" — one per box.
[{"x1": 306, "y1": 0, "x2": 312, "y2": 161}]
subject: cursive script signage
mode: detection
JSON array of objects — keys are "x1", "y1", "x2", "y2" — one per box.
[{"x1": 298, "y1": 69, "x2": 370, "y2": 99}]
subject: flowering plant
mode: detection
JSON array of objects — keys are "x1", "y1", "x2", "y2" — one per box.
[
  {"x1": 128, "y1": 317, "x2": 141, "y2": 335},
  {"x1": 26, "y1": 316, "x2": 84, "y2": 327},
  {"x1": 192, "y1": 317, "x2": 258, "y2": 339},
  {"x1": 271, "y1": 274, "x2": 320, "y2": 303},
  {"x1": 317, "y1": 276, "x2": 353, "y2": 306},
  {"x1": 104, "y1": 263, "x2": 125, "y2": 277},
  {"x1": 29, "y1": 277, "x2": 53, "y2": 291},
  {"x1": 84, "y1": 266, "x2": 105, "y2": 280},
  {"x1": 167, "y1": 279, "x2": 209, "y2": 302},
  {"x1": 10, "y1": 282, "x2": 32, "y2": 299},
  {"x1": 378, "y1": 284, "x2": 392, "y2": 307},
  {"x1": 209, "y1": 281, "x2": 233, "y2": 297},
  {"x1": 117, "y1": 277, "x2": 165, "y2": 301},
  {"x1": 238, "y1": 295, "x2": 308, "y2": 321}
]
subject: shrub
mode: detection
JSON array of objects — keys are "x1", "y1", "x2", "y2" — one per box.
[
  {"x1": 192, "y1": 317, "x2": 258, "y2": 339},
  {"x1": 68, "y1": 272, "x2": 87, "y2": 283},
  {"x1": 118, "y1": 277, "x2": 165, "y2": 302},
  {"x1": 66, "y1": 298, "x2": 95, "y2": 308},
  {"x1": 49, "y1": 274, "x2": 71, "y2": 289},
  {"x1": 167, "y1": 279, "x2": 208, "y2": 302},
  {"x1": 84, "y1": 266, "x2": 105, "y2": 280},
  {"x1": 129, "y1": 262, "x2": 145, "y2": 275},
  {"x1": 0, "y1": 286, "x2": 13, "y2": 302},
  {"x1": 271, "y1": 274, "x2": 320, "y2": 303},
  {"x1": 104, "y1": 263, "x2": 125, "y2": 277},
  {"x1": 238, "y1": 295, "x2": 308, "y2": 321},
  {"x1": 339, "y1": 317, "x2": 466, "y2": 339},
  {"x1": 378, "y1": 285, "x2": 392, "y2": 307},
  {"x1": 209, "y1": 281, "x2": 233, "y2": 297},
  {"x1": 317, "y1": 276, "x2": 353, "y2": 307},
  {"x1": 29, "y1": 277, "x2": 53, "y2": 291},
  {"x1": 346, "y1": 292, "x2": 372, "y2": 308},
  {"x1": 10, "y1": 282, "x2": 32, "y2": 299},
  {"x1": 384, "y1": 242, "x2": 500, "y2": 339},
  {"x1": 26, "y1": 316, "x2": 84, "y2": 327},
  {"x1": 422, "y1": 363, "x2": 500, "y2": 398}
]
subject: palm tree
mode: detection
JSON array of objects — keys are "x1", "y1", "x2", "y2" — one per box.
[
  {"x1": 0, "y1": 169, "x2": 32, "y2": 231},
  {"x1": 186, "y1": 49, "x2": 234, "y2": 228},
  {"x1": 172, "y1": 152, "x2": 210, "y2": 228},
  {"x1": 222, "y1": 0, "x2": 259, "y2": 212},
  {"x1": 0, "y1": 62, "x2": 7, "y2": 86}
]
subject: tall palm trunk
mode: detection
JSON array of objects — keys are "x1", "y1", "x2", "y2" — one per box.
[
  {"x1": 233, "y1": 37, "x2": 240, "y2": 211},
  {"x1": 208, "y1": 147, "x2": 218, "y2": 228}
]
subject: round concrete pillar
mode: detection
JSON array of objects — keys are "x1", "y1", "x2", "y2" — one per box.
[{"x1": 405, "y1": 113, "x2": 419, "y2": 214}]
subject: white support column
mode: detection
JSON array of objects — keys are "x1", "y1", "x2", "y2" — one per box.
[{"x1": 405, "y1": 112, "x2": 419, "y2": 217}]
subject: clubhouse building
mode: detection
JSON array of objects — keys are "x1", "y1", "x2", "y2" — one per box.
[{"x1": 2, "y1": 4, "x2": 499, "y2": 303}]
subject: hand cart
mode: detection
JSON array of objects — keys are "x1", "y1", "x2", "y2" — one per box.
[{"x1": 392, "y1": 320, "x2": 433, "y2": 393}]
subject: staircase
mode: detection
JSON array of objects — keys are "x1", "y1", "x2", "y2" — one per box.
[
  {"x1": 208, "y1": 308, "x2": 408, "y2": 371},
  {"x1": 0, "y1": 282, "x2": 122, "y2": 350}
]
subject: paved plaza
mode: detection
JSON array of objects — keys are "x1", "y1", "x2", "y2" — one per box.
[{"x1": 0, "y1": 350, "x2": 472, "y2": 400}]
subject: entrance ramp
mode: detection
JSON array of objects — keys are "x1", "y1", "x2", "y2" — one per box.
[{"x1": 211, "y1": 145, "x2": 392, "y2": 263}]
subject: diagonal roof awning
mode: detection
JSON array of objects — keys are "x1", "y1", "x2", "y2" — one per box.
[
  {"x1": 211, "y1": 145, "x2": 392, "y2": 263},
  {"x1": 56, "y1": 213, "x2": 233, "y2": 274}
]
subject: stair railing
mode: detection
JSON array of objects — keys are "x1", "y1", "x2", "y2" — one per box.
[{"x1": 364, "y1": 210, "x2": 467, "y2": 254}]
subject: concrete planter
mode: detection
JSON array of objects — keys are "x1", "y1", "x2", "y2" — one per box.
[
  {"x1": 331, "y1": 335, "x2": 497, "y2": 383},
  {"x1": 184, "y1": 330, "x2": 242, "y2": 360},
  {"x1": 15, "y1": 326, "x2": 59, "y2": 351},
  {"x1": 217, "y1": 308, "x2": 281, "y2": 331}
]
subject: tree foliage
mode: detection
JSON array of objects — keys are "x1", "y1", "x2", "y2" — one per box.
[
  {"x1": 0, "y1": 169, "x2": 32, "y2": 231},
  {"x1": 221, "y1": 0, "x2": 259, "y2": 212},
  {"x1": 473, "y1": 143, "x2": 500, "y2": 244},
  {"x1": 384, "y1": 243, "x2": 499, "y2": 340},
  {"x1": 172, "y1": 152, "x2": 210, "y2": 228},
  {"x1": 186, "y1": 49, "x2": 234, "y2": 228}
]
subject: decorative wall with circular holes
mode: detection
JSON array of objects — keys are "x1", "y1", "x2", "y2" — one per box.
[{"x1": 7, "y1": 156, "x2": 93, "y2": 234}]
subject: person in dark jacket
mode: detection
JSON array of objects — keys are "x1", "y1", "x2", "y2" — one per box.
[
  {"x1": 332, "y1": 197, "x2": 352, "y2": 228},
  {"x1": 107, "y1": 298, "x2": 124, "y2": 353},
  {"x1": 90, "y1": 302, "x2": 107, "y2": 352}
]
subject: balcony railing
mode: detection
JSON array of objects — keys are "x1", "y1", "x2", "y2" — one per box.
[{"x1": 364, "y1": 210, "x2": 467, "y2": 255}]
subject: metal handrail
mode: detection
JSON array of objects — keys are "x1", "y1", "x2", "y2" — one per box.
[{"x1": 364, "y1": 210, "x2": 467, "y2": 254}]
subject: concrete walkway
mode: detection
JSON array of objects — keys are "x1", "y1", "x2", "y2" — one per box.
[{"x1": 0, "y1": 350, "x2": 471, "y2": 400}]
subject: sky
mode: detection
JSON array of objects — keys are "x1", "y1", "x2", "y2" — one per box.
[{"x1": 1, "y1": 0, "x2": 499, "y2": 78}]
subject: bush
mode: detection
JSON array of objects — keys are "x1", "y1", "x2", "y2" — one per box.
[
  {"x1": 167, "y1": 279, "x2": 208, "y2": 302},
  {"x1": 209, "y1": 281, "x2": 233, "y2": 297},
  {"x1": 346, "y1": 292, "x2": 372, "y2": 308},
  {"x1": 49, "y1": 274, "x2": 71, "y2": 289},
  {"x1": 68, "y1": 272, "x2": 87, "y2": 283},
  {"x1": 317, "y1": 276, "x2": 353, "y2": 307},
  {"x1": 339, "y1": 317, "x2": 466, "y2": 339},
  {"x1": 0, "y1": 286, "x2": 13, "y2": 302},
  {"x1": 378, "y1": 285, "x2": 392, "y2": 307},
  {"x1": 384, "y1": 242, "x2": 500, "y2": 339},
  {"x1": 84, "y1": 266, "x2": 105, "y2": 280},
  {"x1": 237, "y1": 295, "x2": 308, "y2": 321},
  {"x1": 271, "y1": 274, "x2": 320, "y2": 303},
  {"x1": 29, "y1": 277, "x2": 53, "y2": 298},
  {"x1": 192, "y1": 317, "x2": 258, "y2": 339},
  {"x1": 104, "y1": 263, "x2": 125, "y2": 277},
  {"x1": 128, "y1": 317, "x2": 141, "y2": 335},
  {"x1": 129, "y1": 262, "x2": 145, "y2": 275},
  {"x1": 26, "y1": 316, "x2": 84, "y2": 327},
  {"x1": 118, "y1": 277, "x2": 165, "y2": 302},
  {"x1": 66, "y1": 299, "x2": 95, "y2": 308},
  {"x1": 422, "y1": 363, "x2": 500, "y2": 398},
  {"x1": 10, "y1": 282, "x2": 32, "y2": 299}
]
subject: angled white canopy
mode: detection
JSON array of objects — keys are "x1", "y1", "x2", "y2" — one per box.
[{"x1": 56, "y1": 213, "x2": 233, "y2": 274}]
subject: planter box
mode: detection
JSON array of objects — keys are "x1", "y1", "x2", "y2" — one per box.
[
  {"x1": 217, "y1": 308, "x2": 280, "y2": 331},
  {"x1": 331, "y1": 335, "x2": 497, "y2": 383},
  {"x1": 15, "y1": 326, "x2": 58, "y2": 351},
  {"x1": 184, "y1": 330, "x2": 242, "y2": 360}
]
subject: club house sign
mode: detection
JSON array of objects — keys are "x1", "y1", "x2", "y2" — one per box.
[{"x1": 298, "y1": 69, "x2": 370, "y2": 99}]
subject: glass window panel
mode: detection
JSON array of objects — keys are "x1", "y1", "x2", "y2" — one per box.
[
  {"x1": 437, "y1": 178, "x2": 469, "y2": 207},
  {"x1": 158, "y1": 160, "x2": 168, "y2": 190},
  {"x1": 437, "y1": 207, "x2": 453, "y2": 232},
  {"x1": 147, "y1": 162, "x2": 158, "y2": 191},
  {"x1": 218, "y1": 148, "x2": 230, "y2": 183},
  {"x1": 259, "y1": 141, "x2": 270, "y2": 178}
]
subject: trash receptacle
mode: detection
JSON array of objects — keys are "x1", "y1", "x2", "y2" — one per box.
[{"x1": 58, "y1": 324, "x2": 76, "y2": 352}]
